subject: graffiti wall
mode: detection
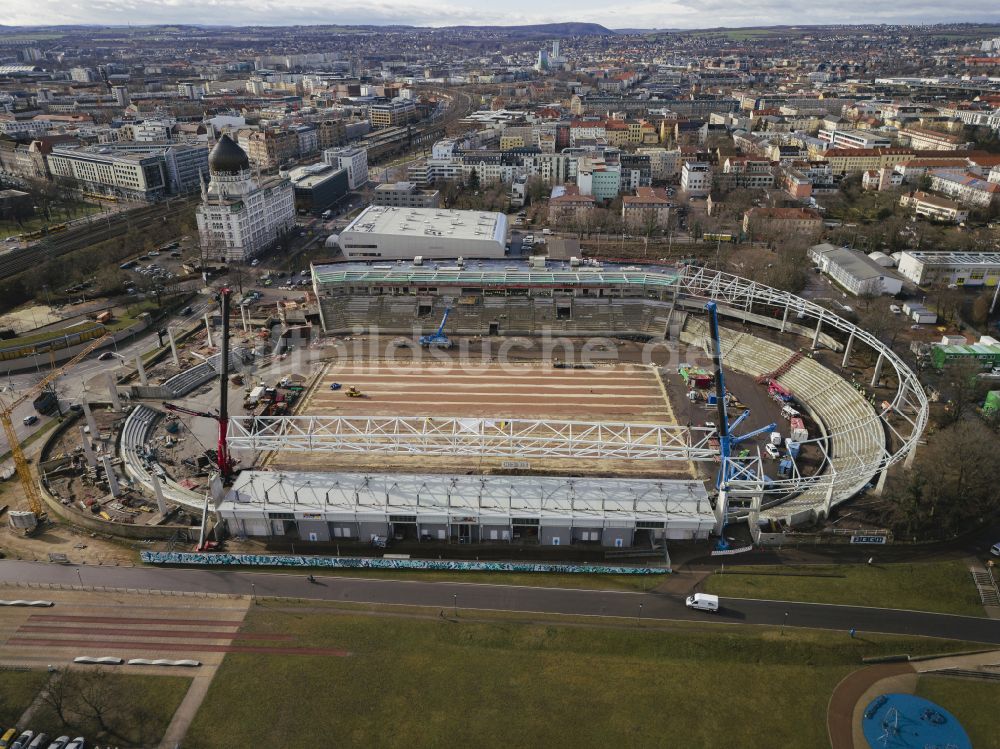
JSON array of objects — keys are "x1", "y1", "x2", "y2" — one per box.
[{"x1": 140, "y1": 551, "x2": 667, "y2": 575}]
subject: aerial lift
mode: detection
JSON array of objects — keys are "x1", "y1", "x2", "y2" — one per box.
[
  {"x1": 705, "y1": 302, "x2": 776, "y2": 549},
  {"x1": 162, "y1": 288, "x2": 236, "y2": 482},
  {"x1": 419, "y1": 307, "x2": 453, "y2": 348},
  {"x1": 1, "y1": 333, "x2": 112, "y2": 532}
]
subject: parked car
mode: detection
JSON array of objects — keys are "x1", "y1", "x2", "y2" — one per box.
[
  {"x1": 63, "y1": 739, "x2": 85, "y2": 749},
  {"x1": 45, "y1": 738, "x2": 70, "y2": 749},
  {"x1": 990, "y1": 542, "x2": 1000, "y2": 557},
  {"x1": 250, "y1": 259, "x2": 259, "y2": 267},
  {"x1": 10, "y1": 731, "x2": 33, "y2": 749},
  {"x1": 765, "y1": 443, "x2": 780, "y2": 460},
  {"x1": 26, "y1": 735, "x2": 49, "y2": 749},
  {"x1": 0, "y1": 729, "x2": 17, "y2": 749},
  {"x1": 22, "y1": 415, "x2": 38, "y2": 426},
  {"x1": 97, "y1": 351, "x2": 115, "y2": 361}
]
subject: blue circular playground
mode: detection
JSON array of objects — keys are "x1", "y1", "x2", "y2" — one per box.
[{"x1": 862, "y1": 693, "x2": 970, "y2": 749}]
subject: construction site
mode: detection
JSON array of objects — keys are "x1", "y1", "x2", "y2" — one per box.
[{"x1": 2, "y1": 259, "x2": 928, "y2": 559}]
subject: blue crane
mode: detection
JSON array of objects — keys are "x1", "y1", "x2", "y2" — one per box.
[
  {"x1": 705, "y1": 301, "x2": 777, "y2": 549},
  {"x1": 419, "y1": 307, "x2": 453, "y2": 348}
]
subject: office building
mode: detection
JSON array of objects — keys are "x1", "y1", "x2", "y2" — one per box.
[
  {"x1": 372, "y1": 182, "x2": 441, "y2": 208},
  {"x1": 323, "y1": 146, "x2": 368, "y2": 190},
  {"x1": 897, "y1": 251, "x2": 1000, "y2": 287},
  {"x1": 195, "y1": 134, "x2": 296, "y2": 262}
]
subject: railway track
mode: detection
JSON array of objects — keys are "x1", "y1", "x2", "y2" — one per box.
[{"x1": 0, "y1": 199, "x2": 196, "y2": 280}]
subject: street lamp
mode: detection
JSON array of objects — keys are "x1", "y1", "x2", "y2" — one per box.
[
  {"x1": 781, "y1": 611, "x2": 788, "y2": 636},
  {"x1": 251, "y1": 582, "x2": 257, "y2": 604},
  {"x1": 452, "y1": 594, "x2": 458, "y2": 618},
  {"x1": 75, "y1": 568, "x2": 84, "y2": 588}
]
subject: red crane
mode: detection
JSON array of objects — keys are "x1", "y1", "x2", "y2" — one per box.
[{"x1": 162, "y1": 287, "x2": 235, "y2": 481}]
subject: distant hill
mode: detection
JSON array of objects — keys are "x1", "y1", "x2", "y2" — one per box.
[{"x1": 445, "y1": 22, "x2": 614, "y2": 37}]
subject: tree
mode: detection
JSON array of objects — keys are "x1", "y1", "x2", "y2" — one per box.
[
  {"x1": 467, "y1": 168, "x2": 480, "y2": 192},
  {"x1": 885, "y1": 420, "x2": 1000, "y2": 538}
]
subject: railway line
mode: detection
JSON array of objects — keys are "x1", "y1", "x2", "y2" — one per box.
[{"x1": 0, "y1": 198, "x2": 196, "y2": 280}]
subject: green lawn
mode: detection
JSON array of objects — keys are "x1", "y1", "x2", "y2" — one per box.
[
  {"x1": 286, "y1": 568, "x2": 667, "y2": 591},
  {"x1": 183, "y1": 604, "x2": 973, "y2": 749},
  {"x1": 703, "y1": 561, "x2": 984, "y2": 616},
  {"x1": 0, "y1": 202, "x2": 104, "y2": 237},
  {"x1": 27, "y1": 671, "x2": 189, "y2": 748},
  {"x1": 915, "y1": 675, "x2": 1000, "y2": 749},
  {"x1": 0, "y1": 670, "x2": 49, "y2": 728}
]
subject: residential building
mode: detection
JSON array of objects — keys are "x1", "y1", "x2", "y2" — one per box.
[
  {"x1": 897, "y1": 251, "x2": 1000, "y2": 287},
  {"x1": 808, "y1": 243, "x2": 904, "y2": 296},
  {"x1": 372, "y1": 181, "x2": 441, "y2": 208},
  {"x1": 549, "y1": 184, "x2": 596, "y2": 227},
  {"x1": 862, "y1": 167, "x2": 903, "y2": 191},
  {"x1": 720, "y1": 157, "x2": 775, "y2": 189},
  {"x1": 902, "y1": 126, "x2": 972, "y2": 151},
  {"x1": 195, "y1": 134, "x2": 296, "y2": 262},
  {"x1": 899, "y1": 191, "x2": 969, "y2": 224},
  {"x1": 637, "y1": 147, "x2": 682, "y2": 181},
  {"x1": 576, "y1": 156, "x2": 621, "y2": 201},
  {"x1": 680, "y1": 161, "x2": 712, "y2": 196},
  {"x1": 622, "y1": 187, "x2": 672, "y2": 231},
  {"x1": 743, "y1": 207, "x2": 823, "y2": 238},
  {"x1": 241, "y1": 128, "x2": 298, "y2": 170},
  {"x1": 927, "y1": 171, "x2": 1000, "y2": 208},
  {"x1": 323, "y1": 146, "x2": 368, "y2": 190}
]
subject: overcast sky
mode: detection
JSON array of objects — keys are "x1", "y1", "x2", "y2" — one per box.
[{"x1": 3, "y1": 0, "x2": 999, "y2": 30}]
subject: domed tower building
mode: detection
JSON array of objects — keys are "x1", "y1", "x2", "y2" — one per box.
[{"x1": 195, "y1": 133, "x2": 296, "y2": 263}]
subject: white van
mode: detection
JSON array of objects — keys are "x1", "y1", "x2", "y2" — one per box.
[{"x1": 685, "y1": 593, "x2": 720, "y2": 612}]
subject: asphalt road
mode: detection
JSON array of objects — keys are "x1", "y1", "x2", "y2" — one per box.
[{"x1": 4, "y1": 560, "x2": 1000, "y2": 644}]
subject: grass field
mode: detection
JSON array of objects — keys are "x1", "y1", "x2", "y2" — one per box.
[
  {"x1": 703, "y1": 561, "x2": 984, "y2": 616},
  {"x1": 0, "y1": 670, "x2": 49, "y2": 728},
  {"x1": 292, "y1": 568, "x2": 667, "y2": 591},
  {"x1": 27, "y1": 672, "x2": 189, "y2": 747},
  {"x1": 915, "y1": 675, "x2": 1000, "y2": 749},
  {"x1": 183, "y1": 604, "x2": 974, "y2": 749},
  {"x1": 0, "y1": 202, "x2": 104, "y2": 238}
]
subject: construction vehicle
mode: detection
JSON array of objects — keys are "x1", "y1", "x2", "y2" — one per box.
[
  {"x1": 163, "y1": 288, "x2": 236, "y2": 482},
  {"x1": 705, "y1": 302, "x2": 777, "y2": 550},
  {"x1": 419, "y1": 307, "x2": 453, "y2": 348},
  {"x1": 1, "y1": 333, "x2": 112, "y2": 533},
  {"x1": 345, "y1": 386, "x2": 365, "y2": 398}
]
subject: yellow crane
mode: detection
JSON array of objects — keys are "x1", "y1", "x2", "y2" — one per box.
[{"x1": 1, "y1": 334, "x2": 113, "y2": 526}]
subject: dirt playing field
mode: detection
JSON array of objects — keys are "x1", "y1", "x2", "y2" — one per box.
[
  {"x1": 266, "y1": 360, "x2": 693, "y2": 479},
  {"x1": 302, "y1": 362, "x2": 672, "y2": 421}
]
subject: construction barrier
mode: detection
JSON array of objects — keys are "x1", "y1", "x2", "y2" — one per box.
[{"x1": 140, "y1": 550, "x2": 667, "y2": 575}]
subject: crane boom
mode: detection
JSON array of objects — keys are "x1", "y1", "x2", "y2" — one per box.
[{"x1": 1, "y1": 333, "x2": 113, "y2": 520}]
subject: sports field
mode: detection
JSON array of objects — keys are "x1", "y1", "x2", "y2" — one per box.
[{"x1": 304, "y1": 362, "x2": 673, "y2": 421}]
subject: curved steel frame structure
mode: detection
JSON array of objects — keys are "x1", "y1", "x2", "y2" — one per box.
[{"x1": 226, "y1": 265, "x2": 928, "y2": 521}]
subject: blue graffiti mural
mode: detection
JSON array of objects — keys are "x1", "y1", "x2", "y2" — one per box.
[{"x1": 140, "y1": 551, "x2": 667, "y2": 575}]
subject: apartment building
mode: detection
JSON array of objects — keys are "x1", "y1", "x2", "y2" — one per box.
[
  {"x1": 927, "y1": 171, "x2": 1000, "y2": 208},
  {"x1": 899, "y1": 191, "x2": 969, "y2": 224},
  {"x1": 743, "y1": 207, "x2": 823, "y2": 238},
  {"x1": 903, "y1": 126, "x2": 973, "y2": 152},
  {"x1": 622, "y1": 187, "x2": 673, "y2": 231},
  {"x1": 372, "y1": 181, "x2": 441, "y2": 208},
  {"x1": 637, "y1": 147, "x2": 682, "y2": 182},
  {"x1": 680, "y1": 161, "x2": 712, "y2": 196},
  {"x1": 720, "y1": 156, "x2": 775, "y2": 189},
  {"x1": 241, "y1": 128, "x2": 298, "y2": 170},
  {"x1": 549, "y1": 184, "x2": 596, "y2": 226},
  {"x1": 48, "y1": 145, "x2": 167, "y2": 201}
]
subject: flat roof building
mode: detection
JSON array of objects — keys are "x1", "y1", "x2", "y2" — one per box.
[
  {"x1": 218, "y1": 470, "x2": 715, "y2": 545},
  {"x1": 286, "y1": 163, "x2": 350, "y2": 215},
  {"x1": 808, "y1": 243, "x2": 904, "y2": 296},
  {"x1": 338, "y1": 205, "x2": 508, "y2": 260},
  {"x1": 897, "y1": 251, "x2": 1000, "y2": 287},
  {"x1": 372, "y1": 181, "x2": 441, "y2": 209}
]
